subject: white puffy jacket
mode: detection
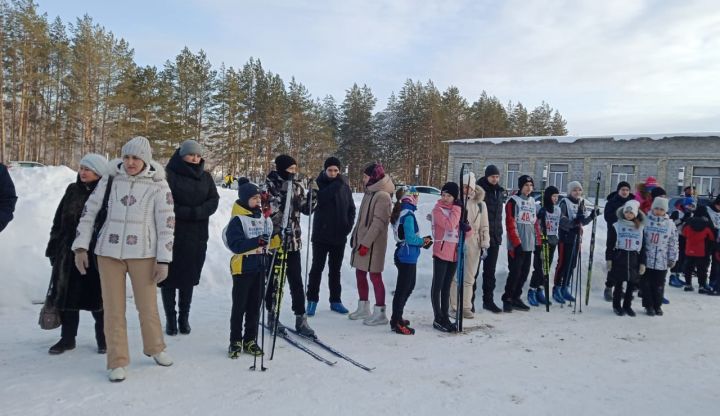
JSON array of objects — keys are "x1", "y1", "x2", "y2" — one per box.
[{"x1": 72, "y1": 159, "x2": 175, "y2": 263}]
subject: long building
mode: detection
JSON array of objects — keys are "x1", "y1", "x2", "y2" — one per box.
[{"x1": 446, "y1": 133, "x2": 720, "y2": 197}]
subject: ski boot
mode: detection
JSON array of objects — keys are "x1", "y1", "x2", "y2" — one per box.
[
  {"x1": 536, "y1": 288, "x2": 551, "y2": 306},
  {"x1": 267, "y1": 311, "x2": 287, "y2": 336},
  {"x1": 432, "y1": 319, "x2": 457, "y2": 333},
  {"x1": 295, "y1": 314, "x2": 316, "y2": 338},
  {"x1": 330, "y1": 302, "x2": 349, "y2": 314},
  {"x1": 391, "y1": 319, "x2": 415, "y2": 335},
  {"x1": 561, "y1": 286, "x2": 576, "y2": 302},
  {"x1": 306, "y1": 301, "x2": 318, "y2": 317},
  {"x1": 243, "y1": 340, "x2": 264, "y2": 356},
  {"x1": 552, "y1": 286, "x2": 566, "y2": 304},
  {"x1": 228, "y1": 342, "x2": 243, "y2": 359},
  {"x1": 527, "y1": 288, "x2": 539, "y2": 307}
]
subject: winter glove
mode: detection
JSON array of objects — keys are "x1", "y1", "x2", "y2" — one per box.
[
  {"x1": 74, "y1": 250, "x2": 89, "y2": 275},
  {"x1": 426, "y1": 213, "x2": 432, "y2": 222},
  {"x1": 154, "y1": 263, "x2": 169, "y2": 284},
  {"x1": 358, "y1": 245, "x2": 369, "y2": 256},
  {"x1": 258, "y1": 234, "x2": 270, "y2": 247},
  {"x1": 422, "y1": 236, "x2": 433, "y2": 249},
  {"x1": 668, "y1": 261, "x2": 676, "y2": 270},
  {"x1": 508, "y1": 247, "x2": 517, "y2": 259},
  {"x1": 606, "y1": 260, "x2": 612, "y2": 272},
  {"x1": 639, "y1": 264, "x2": 646, "y2": 275},
  {"x1": 460, "y1": 220, "x2": 471, "y2": 233}
]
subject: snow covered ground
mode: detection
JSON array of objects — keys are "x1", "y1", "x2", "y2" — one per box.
[{"x1": 1, "y1": 167, "x2": 718, "y2": 416}]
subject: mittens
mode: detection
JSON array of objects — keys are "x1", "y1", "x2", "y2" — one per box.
[{"x1": 358, "y1": 245, "x2": 369, "y2": 256}]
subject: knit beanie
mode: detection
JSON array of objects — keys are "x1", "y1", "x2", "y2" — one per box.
[
  {"x1": 623, "y1": 200, "x2": 641, "y2": 217},
  {"x1": 363, "y1": 162, "x2": 385, "y2": 186},
  {"x1": 485, "y1": 164, "x2": 500, "y2": 177},
  {"x1": 237, "y1": 177, "x2": 260, "y2": 207},
  {"x1": 401, "y1": 186, "x2": 419, "y2": 206},
  {"x1": 79, "y1": 153, "x2": 109, "y2": 177},
  {"x1": 121, "y1": 136, "x2": 153, "y2": 165},
  {"x1": 651, "y1": 197, "x2": 669, "y2": 212},
  {"x1": 274, "y1": 154, "x2": 297, "y2": 180},
  {"x1": 650, "y1": 186, "x2": 667, "y2": 199},
  {"x1": 441, "y1": 182, "x2": 460, "y2": 200},
  {"x1": 179, "y1": 139, "x2": 203, "y2": 157},
  {"x1": 616, "y1": 181, "x2": 631, "y2": 192},
  {"x1": 644, "y1": 176, "x2": 658, "y2": 190},
  {"x1": 567, "y1": 181, "x2": 583, "y2": 193},
  {"x1": 682, "y1": 197, "x2": 697, "y2": 208},
  {"x1": 462, "y1": 172, "x2": 476, "y2": 188},
  {"x1": 323, "y1": 157, "x2": 342, "y2": 171},
  {"x1": 517, "y1": 174, "x2": 534, "y2": 190}
]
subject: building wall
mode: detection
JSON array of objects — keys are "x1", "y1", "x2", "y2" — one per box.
[{"x1": 448, "y1": 136, "x2": 720, "y2": 197}]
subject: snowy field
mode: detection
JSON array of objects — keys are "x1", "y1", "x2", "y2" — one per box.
[{"x1": 1, "y1": 167, "x2": 718, "y2": 416}]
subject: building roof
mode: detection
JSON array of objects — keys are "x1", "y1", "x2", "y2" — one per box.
[{"x1": 445, "y1": 132, "x2": 720, "y2": 145}]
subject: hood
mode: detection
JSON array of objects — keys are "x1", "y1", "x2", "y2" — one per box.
[
  {"x1": 167, "y1": 149, "x2": 205, "y2": 179},
  {"x1": 366, "y1": 174, "x2": 394, "y2": 194},
  {"x1": 470, "y1": 185, "x2": 485, "y2": 203},
  {"x1": 110, "y1": 158, "x2": 166, "y2": 182},
  {"x1": 232, "y1": 200, "x2": 261, "y2": 218},
  {"x1": 316, "y1": 171, "x2": 348, "y2": 189}
]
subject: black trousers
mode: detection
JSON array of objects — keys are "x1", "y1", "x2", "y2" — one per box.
[
  {"x1": 60, "y1": 309, "x2": 104, "y2": 341},
  {"x1": 472, "y1": 243, "x2": 500, "y2": 305},
  {"x1": 431, "y1": 257, "x2": 457, "y2": 322},
  {"x1": 554, "y1": 240, "x2": 579, "y2": 287},
  {"x1": 671, "y1": 237, "x2": 686, "y2": 274},
  {"x1": 306, "y1": 242, "x2": 345, "y2": 303},
  {"x1": 530, "y1": 243, "x2": 556, "y2": 289},
  {"x1": 684, "y1": 256, "x2": 710, "y2": 287},
  {"x1": 160, "y1": 286, "x2": 194, "y2": 316},
  {"x1": 711, "y1": 253, "x2": 720, "y2": 285},
  {"x1": 641, "y1": 269, "x2": 667, "y2": 310},
  {"x1": 392, "y1": 259, "x2": 417, "y2": 322},
  {"x1": 610, "y1": 251, "x2": 639, "y2": 309},
  {"x1": 230, "y1": 271, "x2": 263, "y2": 343},
  {"x1": 503, "y1": 246, "x2": 532, "y2": 301},
  {"x1": 266, "y1": 250, "x2": 306, "y2": 315}
]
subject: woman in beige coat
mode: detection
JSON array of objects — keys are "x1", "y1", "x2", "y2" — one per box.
[
  {"x1": 348, "y1": 163, "x2": 394, "y2": 325},
  {"x1": 451, "y1": 172, "x2": 490, "y2": 319}
]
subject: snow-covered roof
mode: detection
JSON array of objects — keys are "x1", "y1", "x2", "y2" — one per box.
[{"x1": 445, "y1": 132, "x2": 720, "y2": 145}]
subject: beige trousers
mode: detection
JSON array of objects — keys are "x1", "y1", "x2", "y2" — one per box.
[
  {"x1": 450, "y1": 246, "x2": 481, "y2": 312},
  {"x1": 97, "y1": 256, "x2": 166, "y2": 369}
]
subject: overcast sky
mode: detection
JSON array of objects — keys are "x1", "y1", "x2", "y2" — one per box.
[{"x1": 38, "y1": 0, "x2": 720, "y2": 136}]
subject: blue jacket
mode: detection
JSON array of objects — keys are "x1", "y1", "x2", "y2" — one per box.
[
  {"x1": 0, "y1": 163, "x2": 17, "y2": 233},
  {"x1": 393, "y1": 204, "x2": 424, "y2": 264},
  {"x1": 224, "y1": 202, "x2": 276, "y2": 275}
]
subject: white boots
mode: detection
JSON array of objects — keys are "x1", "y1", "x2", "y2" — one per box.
[
  {"x1": 363, "y1": 305, "x2": 388, "y2": 326},
  {"x1": 108, "y1": 367, "x2": 126, "y2": 382},
  {"x1": 152, "y1": 351, "x2": 174, "y2": 367},
  {"x1": 348, "y1": 300, "x2": 371, "y2": 320},
  {"x1": 108, "y1": 351, "x2": 173, "y2": 382}
]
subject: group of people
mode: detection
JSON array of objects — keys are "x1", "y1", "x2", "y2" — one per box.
[{"x1": 5, "y1": 138, "x2": 717, "y2": 382}]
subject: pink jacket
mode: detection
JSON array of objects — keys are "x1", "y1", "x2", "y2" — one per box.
[{"x1": 431, "y1": 200, "x2": 473, "y2": 262}]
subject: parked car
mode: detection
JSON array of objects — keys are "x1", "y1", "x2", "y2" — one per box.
[
  {"x1": 8, "y1": 161, "x2": 45, "y2": 169},
  {"x1": 395, "y1": 184, "x2": 442, "y2": 196}
]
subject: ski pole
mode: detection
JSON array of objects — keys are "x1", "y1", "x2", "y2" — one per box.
[
  {"x1": 304, "y1": 177, "x2": 313, "y2": 293},
  {"x1": 585, "y1": 171, "x2": 601, "y2": 305}
]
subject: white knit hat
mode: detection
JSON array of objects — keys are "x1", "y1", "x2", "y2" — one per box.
[
  {"x1": 121, "y1": 136, "x2": 153, "y2": 165},
  {"x1": 623, "y1": 199, "x2": 640, "y2": 216},
  {"x1": 79, "y1": 153, "x2": 109, "y2": 177},
  {"x1": 462, "y1": 172, "x2": 476, "y2": 187},
  {"x1": 652, "y1": 197, "x2": 669, "y2": 212},
  {"x1": 567, "y1": 181, "x2": 583, "y2": 193}
]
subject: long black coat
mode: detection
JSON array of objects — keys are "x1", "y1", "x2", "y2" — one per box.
[
  {"x1": 45, "y1": 177, "x2": 102, "y2": 311},
  {"x1": 477, "y1": 176, "x2": 505, "y2": 246},
  {"x1": 162, "y1": 150, "x2": 220, "y2": 288},
  {"x1": 311, "y1": 172, "x2": 356, "y2": 246},
  {"x1": 0, "y1": 163, "x2": 17, "y2": 233}
]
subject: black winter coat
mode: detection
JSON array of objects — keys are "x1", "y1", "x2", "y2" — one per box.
[
  {"x1": 162, "y1": 150, "x2": 220, "y2": 288},
  {"x1": 0, "y1": 163, "x2": 17, "y2": 233},
  {"x1": 311, "y1": 172, "x2": 356, "y2": 246},
  {"x1": 477, "y1": 176, "x2": 505, "y2": 245},
  {"x1": 45, "y1": 177, "x2": 102, "y2": 311}
]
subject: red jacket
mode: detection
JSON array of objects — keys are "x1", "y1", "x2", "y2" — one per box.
[{"x1": 682, "y1": 220, "x2": 714, "y2": 257}]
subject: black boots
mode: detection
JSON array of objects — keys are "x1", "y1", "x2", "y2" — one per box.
[
  {"x1": 178, "y1": 311, "x2": 191, "y2": 335},
  {"x1": 161, "y1": 287, "x2": 178, "y2": 336},
  {"x1": 48, "y1": 337, "x2": 76, "y2": 355}
]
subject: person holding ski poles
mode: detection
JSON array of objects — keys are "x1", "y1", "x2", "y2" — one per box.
[
  {"x1": 552, "y1": 181, "x2": 597, "y2": 304},
  {"x1": 224, "y1": 178, "x2": 276, "y2": 358},
  {"x1": 474, "y1": 165, "x2": 505, "y2": 313},
  {"x1": 264, "y1": 154, "x2": 316, "y2": 338},
  {"x1": 640, "y1": 197, "x2": 678, "y2": 316},
  {"x1": 390, "y1": 187, "x2": 432, "y2": 335},
  {"x1": 306, "y1": 157, "x2": 356, "y2": 316},
  {"x1": 450, "y1": 172, "x2": 489, "y2": 319},
  {"x1": 603, "y1": 181, "x2": 635, "y2": 301},
  {"x1": 502, "y1": 175, "x2": 540, "y2": 313},
  {"x1": 527, "y1": 186, "x2": 560, "y2": 307},
  {"x1": 607, "y1": 200, "x2": 645, "y2": 316},
  {"x1": 430, "y1": 182, "x2": 470, "y2": 331},
  {"x1": 349, "y1": 163, "x2": 394, "y2": 326}
]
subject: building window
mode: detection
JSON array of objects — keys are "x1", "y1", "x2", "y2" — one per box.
[
  {"x1": 611, "y1": 165, "x2": 636, "y2": 192},
  {"x1": 549, "y1": 163, "x2": 569, "y2": 192},
  {"x1": 692, "y1": 166, "x2": 720, "y2": 197},
  {"x1": 507, "y1": 163, "x2": 520, "y2": 190}
]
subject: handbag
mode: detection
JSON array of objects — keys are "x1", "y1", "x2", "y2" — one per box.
[{"x1": 38, "y1": 280, "x2": 61, "y2": 330}]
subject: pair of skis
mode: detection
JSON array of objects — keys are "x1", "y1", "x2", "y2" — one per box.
[{"x1": 455, "y1": 165, "x2": 470, "y2": 332}]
